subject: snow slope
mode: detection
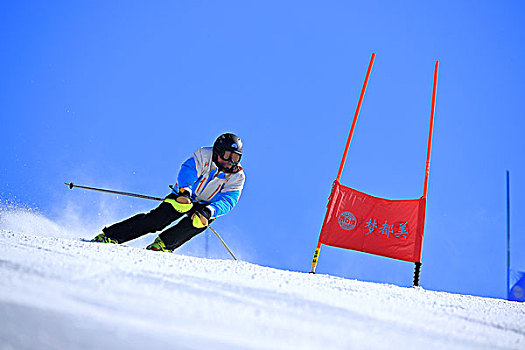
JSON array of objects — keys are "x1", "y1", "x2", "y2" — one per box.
[{"x1": 1, "y1": 211, "x2": 524, "y2": 349}]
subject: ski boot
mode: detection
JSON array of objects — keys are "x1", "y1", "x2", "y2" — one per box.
[
  {"x1": 146, "y1": 236, "x2": 172, "y2": 252},
  {"x1": 91, "y1": 233, "x2": 118, "y2": 244}
]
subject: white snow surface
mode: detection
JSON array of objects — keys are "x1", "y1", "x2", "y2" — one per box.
[{"x1": 1, "y1": 210, "x2": 524, "y2": 349}]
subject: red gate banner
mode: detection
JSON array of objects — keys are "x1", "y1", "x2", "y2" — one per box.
[{"x1": 319, "y1": 181, "x2": 426, "y2": 263}]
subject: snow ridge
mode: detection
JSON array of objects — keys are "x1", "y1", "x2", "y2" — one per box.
[{"x1": 1, "y1": 227, "x2": 524, "y2": 349}]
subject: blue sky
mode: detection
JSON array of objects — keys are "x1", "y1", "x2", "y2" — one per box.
[{"x1": 1, "y1": 1, "x2": 524, "y2": 299}]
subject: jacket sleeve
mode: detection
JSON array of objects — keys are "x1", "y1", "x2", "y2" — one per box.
[
  {"x1": 207, "y1": 190, "x2": 241, "y2": 218},
  {"x1": 176, "y1": 154, "x2": 200, "y2": 196},
  {"x1": 207, "y1": 171, "x2": 245, "y2": 218}
]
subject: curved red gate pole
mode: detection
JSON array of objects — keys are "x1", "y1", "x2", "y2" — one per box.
[{"x1": 310, "y1": 53, "x2": 376, "y2": 273}]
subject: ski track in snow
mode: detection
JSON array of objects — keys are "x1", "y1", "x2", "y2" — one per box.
[{"x1": 1, "y1": 228, "x2": 524, "y2": 350}]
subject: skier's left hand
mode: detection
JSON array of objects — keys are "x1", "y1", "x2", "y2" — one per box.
[{"x1": 191, "y1": 207, "x2": 211, "y2": 228}]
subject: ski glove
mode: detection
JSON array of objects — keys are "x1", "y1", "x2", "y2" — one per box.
[
  {"x1": 177, "y1": 187, "x2": 192, "y2": 201},
  {"x1": 164, "y1": 188, "x2": 193, "y2": 213},
  {"x1": 192, "y1": 207, "x2": 211, "y2": 228}
]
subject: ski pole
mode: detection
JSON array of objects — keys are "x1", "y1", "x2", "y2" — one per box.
[
  {"x1": 64, "y1": 182, "x2": 163, "y2": 201},
  {"x1": 65, "y1": 182, "x2": 237, "y2": 260},
  {"x1": 206, "y1": 225, "x2": 237, "y2": 261}
]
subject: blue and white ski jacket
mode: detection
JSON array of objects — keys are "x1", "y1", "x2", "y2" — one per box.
[{"x1": 174, "y1": 147, "x2": 245, "y2": 219}]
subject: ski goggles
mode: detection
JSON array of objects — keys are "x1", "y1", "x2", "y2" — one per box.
[{"x1": 221, "y1": 150, "x2": 241, "y2": 164}]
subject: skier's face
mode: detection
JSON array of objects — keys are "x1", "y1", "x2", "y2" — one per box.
[
  {"x1": 217, "y1": 154, "x2": 233, "y2": 170},
  {"x1": 221, "y1": 151, "x2": 241, "y2": 163}
]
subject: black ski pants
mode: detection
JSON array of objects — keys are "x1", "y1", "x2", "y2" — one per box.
[{"x1": 103, "y1": 194, "x2": 213, "y2": 250}]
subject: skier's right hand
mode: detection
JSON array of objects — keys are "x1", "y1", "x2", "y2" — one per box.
[
  {"x1": 176, "y1": 188, "x2": 192, "y2": 204},
  {"x1": 164, "y1": 188, "x2": 193, "y2": 213}
]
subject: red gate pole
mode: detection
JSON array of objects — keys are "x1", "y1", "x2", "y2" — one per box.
[
  {"x1": 336, "y1": 53, "x2": 376, "y2": 182},
  {"x1": 414, "y1": 60, "x2": 439, "y2": 286},
  {"x1": 423, "y1": 61, "x2": 439, "y2": 199},
  {"x1": 310, "y1": 53, "x2": 376, "y2": 274}
]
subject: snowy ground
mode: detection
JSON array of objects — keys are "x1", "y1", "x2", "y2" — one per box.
[{"x1": 1, "y1": 211, "x2": 524, "y2": 349}]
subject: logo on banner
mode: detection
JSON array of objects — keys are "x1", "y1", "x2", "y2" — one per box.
[
  {"x1": 338, "y1": 211, "x2": 357, "y2": 230},
  {"x1": 512, "y1": 285, "x2": 524, "y2": 300}
]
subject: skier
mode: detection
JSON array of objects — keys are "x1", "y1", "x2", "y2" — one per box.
[{"x1": 91, "y1": 133, "x2": 245, "y2": 252}]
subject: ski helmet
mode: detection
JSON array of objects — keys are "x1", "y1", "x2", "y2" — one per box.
[{"x1": 213, "y1": 133, "x2": 243, "y2": 168}]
